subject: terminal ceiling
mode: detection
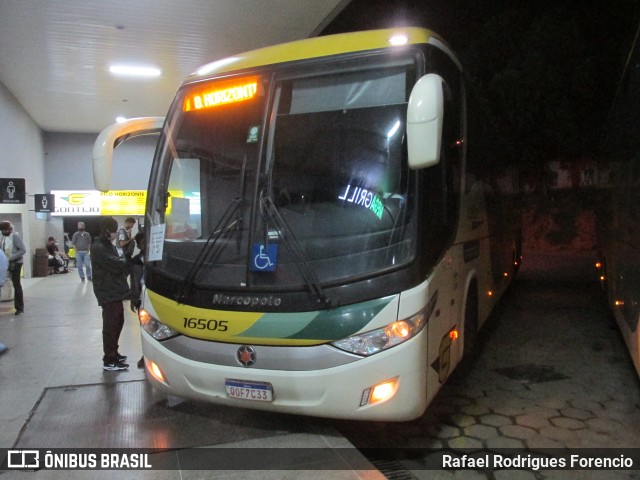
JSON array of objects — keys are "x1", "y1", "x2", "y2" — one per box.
[{"x1": 0, "y1": 0, "x2": 350, "y2": 134}]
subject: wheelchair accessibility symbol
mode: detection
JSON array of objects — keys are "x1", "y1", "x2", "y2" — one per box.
[{"x1": 251, "y1": 243, "x2": 278, "y2": 272}]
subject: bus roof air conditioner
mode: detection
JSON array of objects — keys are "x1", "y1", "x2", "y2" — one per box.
[
  {"x1": 92, "y1": 117, "x2": 165, "y2": 191},
  {"x1": 407, "y1": 73, "x2": 444, "y2": 170}
]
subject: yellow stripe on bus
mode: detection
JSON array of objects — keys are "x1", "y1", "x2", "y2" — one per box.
[
  {"x1": 146, "y1": 290, "x2": 328, "y2": 345},
  {"x1": 189, "y1": 28, "x2": 435, "y2": 80},
  {"x1": 148, "y1": 290, "x2": 262, "y2": 336}
]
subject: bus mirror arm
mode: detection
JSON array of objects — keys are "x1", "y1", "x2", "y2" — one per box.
[
  {"x1": 92, "y1": 117, "x2": 165, "y2": 191},
  {"x1": 406, "y1": 73, "x2": 444, "y2": 170}
]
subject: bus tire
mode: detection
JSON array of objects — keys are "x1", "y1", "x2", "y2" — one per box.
[{"x1": 460, "y1": 281, "x2": 479, "y2": 371}]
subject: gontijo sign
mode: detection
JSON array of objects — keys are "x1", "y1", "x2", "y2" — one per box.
[{"x1": 51, "y1": 190, "x2": 147, "y2": 216}]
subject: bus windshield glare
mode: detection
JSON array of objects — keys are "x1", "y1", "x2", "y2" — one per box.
[{"x1": 148, "y1": 61, "x2": 418, "y2": 294}]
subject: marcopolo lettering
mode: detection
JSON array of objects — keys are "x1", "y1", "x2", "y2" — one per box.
[{"x1": 213, "y1": 293, "x2": 282, "y2": 307}]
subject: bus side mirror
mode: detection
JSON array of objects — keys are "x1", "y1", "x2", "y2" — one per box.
[
  {"x1": 407, "y1": 73, "x2": 444, "y2": 170},
  {"x1": 92, "y1": 117, "x2": 165, "y2": 191}
]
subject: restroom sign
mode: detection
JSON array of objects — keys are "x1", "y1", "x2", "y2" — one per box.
[
  {"x1": 34, "y1": 194, "x2": 55, "y2": 213},
  {"x1": 0, "y1": 178, "x2": 26, "y2": 204}
]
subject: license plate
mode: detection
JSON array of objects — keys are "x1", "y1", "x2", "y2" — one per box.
[{"x1": 225, "y1": 379, "x2": 273, "y2": 402}]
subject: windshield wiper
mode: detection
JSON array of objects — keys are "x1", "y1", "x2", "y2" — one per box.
[
  {"x1": 259, "y1": 192, "x2": 332, "y2": 307},
  {"x1": 178, "y1": 156, "x2": 248, "y2": 302},
  {"x1": 177, "y1": 198, "x2": 243, "y2": 302}
]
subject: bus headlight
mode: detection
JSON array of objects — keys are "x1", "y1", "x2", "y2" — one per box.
[
  {"x1": 331, "y1": 310, "x2": 426, "y2": 356},
  {"x1": 139, "y1": 308, "x2": 179, "y2": 340}
]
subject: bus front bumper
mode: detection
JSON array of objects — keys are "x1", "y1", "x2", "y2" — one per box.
[{"x1": 141, "y1": 330, "x2": 428, "y2": 421}]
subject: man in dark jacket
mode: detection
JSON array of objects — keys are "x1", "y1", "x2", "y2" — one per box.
[{"x1": 91, "y1": 217, "x2": 131, "y2": 371}]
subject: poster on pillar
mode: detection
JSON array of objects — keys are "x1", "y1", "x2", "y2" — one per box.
[{"x1": 0, "y1": 178, "x2": 26, "y2": 204}]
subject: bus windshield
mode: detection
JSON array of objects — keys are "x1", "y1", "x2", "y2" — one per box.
[{"x1": 149, "y1": 60, "x2": 418, "y2": 294}]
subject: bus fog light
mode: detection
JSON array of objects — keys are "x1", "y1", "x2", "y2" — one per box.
[
  {"x1": 139, "y1": 308, "x2": 180, "y2": 340},
  {"x1": 361, "y1": 377, "x2": 399, "y2": 406},
  {"x1": 332, "y1": 311, "x2": 426, "y2": 356},
  {"x1": 148, "y1": 360, "x2": 166, "y2": 384}
]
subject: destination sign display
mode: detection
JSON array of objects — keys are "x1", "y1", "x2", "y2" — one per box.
[{"x1": 184, "y1": 77, "x2": 259, "y2": 111}]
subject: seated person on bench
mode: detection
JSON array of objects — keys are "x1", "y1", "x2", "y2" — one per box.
[{"x1": 46, "y1": 236, "x2": 69, "y2": 274}]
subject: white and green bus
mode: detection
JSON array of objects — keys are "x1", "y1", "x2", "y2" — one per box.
[
  {"x1": 93, "y1": 28, "x2": 520, "y2": 421},
  {"x1": 596, "y1": 29, "x2": 640, "y2": 379}
]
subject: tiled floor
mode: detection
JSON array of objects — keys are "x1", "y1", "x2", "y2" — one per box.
[{"x1": 0, "y1": 273, "x2": 382, "y2": 479}]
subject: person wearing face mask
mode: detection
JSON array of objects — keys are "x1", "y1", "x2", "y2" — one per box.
[
  {"x1": 71, "y1": 221, "x2": 92, "y2": 282},
  {"x1": 0, "y1": 220, "x2": 26, "y2": 316},
  {"x1": 90, "y1": 216, "x2": 131, "y2": 371}
]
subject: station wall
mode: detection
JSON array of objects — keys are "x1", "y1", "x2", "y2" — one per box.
[
  {"x1": 0, "y1": 82, "x2": 46, "y2": 278},
  {"x1": 0, "y1": 80, "x2": 158, "y2": 278}
]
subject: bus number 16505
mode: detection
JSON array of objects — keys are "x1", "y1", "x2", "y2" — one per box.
[{"x1": 183, "y1": 317, "x2": 229, "y2": 331}]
